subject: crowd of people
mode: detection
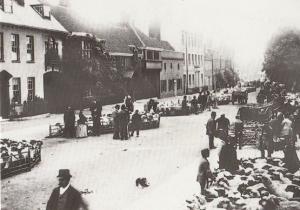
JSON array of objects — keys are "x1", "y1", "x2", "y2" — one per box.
[{"x1": 197, "y1": 80, "x2": 300, "y2": 198}]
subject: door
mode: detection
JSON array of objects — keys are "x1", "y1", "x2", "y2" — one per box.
[{"x1": 0, "y1": 71, "x2": 12, "y2": 118}]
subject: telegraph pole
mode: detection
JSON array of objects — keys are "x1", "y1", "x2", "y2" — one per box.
[
  {"x1": 211, "y1": 53, "x2": 214, "y2": 90},
  {"x1": 185, "y1": 31, "x2": 189, "y2": 94}
]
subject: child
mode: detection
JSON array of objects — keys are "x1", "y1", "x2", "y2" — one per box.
[
  {"x1": 196, "y1": 148, "x2": 214, "y2": 195},
  {"x1": 131, "y1": 110, "x2": 141, "y2": 137}
]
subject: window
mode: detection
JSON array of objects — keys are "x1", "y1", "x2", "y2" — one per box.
[
  {"x1": 147, "y1": 50, "x2": 153, "y2": 60},
  {"x1": 192, "y1": 75, "x2": 195, "y2": 85},
  {"x1": 183, "y1": 75, "x2": 186, "y2": 90},
  {"x1": 11, "y1": 34, "x2": 20, "y2": 62},
  {"x1": 188, "y1": 54, "x2": 191, "y2": 65},
  {"x1": 81, "y1": 40, "x2": 92, "y2": 59},
  {"x1": 32, "y1": 4, "x2": 51, "y2": 19},
  {"x1": 198, "y1": 55, "x2": 201, "y2": 65},
  {"x1": 170, "y1": 63, "x2": 173, "y2": 69},
  {"x1": 0, "y1": 0, "x2": 3, "y2": 11},
  {"x1": 0, "y1": 32, "x2": 3, "y2": 61},
  {"x1": 1, "y1": 0, "x2": 13, "y2": 13},
  {"x1": 12, "y1": 78, "x2": 21, "y2": 104},
  {"x1": 177, "y1": 79, "x2": 182, "y2": 90},
  {"x1": 201, "y1": 74, "x2": 204, "y2": 86},
  {"x1": 26, "y1": 36, "x2": 34, "y2": 62},
  {"x1": 161, "y1": 80, "x2": 167, "y2": 92},
  {"x1": 192, "y1": 54, "x2": 194, "y2": 65},
  {"x1": 154, "y1": 51, "x2": 159, "y2": 60},
  {"x1": 189, "y1": 75, "x2": 191, "y2": 85},
  {"x1": 27, "y1": 77, "x2": 35, "y2": 101},
  {"x1": 177, "y1": 63, "x2": 180, "y2": 70},
  {"x1": 45, "y1": 37, "x2": 58, "y2": 52},
  {"x1": 183, "y1": 53, "x2": 185, "y2": 65},
  {"x1": 164, "y1": 63, "x2": 166, "y2": 71},
  {"x1": 168, "y1": 79, "x2": 174, "y2": 91}
]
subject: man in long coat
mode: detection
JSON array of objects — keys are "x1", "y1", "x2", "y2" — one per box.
[{"x1": 46, "y1": 169, "x2": 88, "y2": 210}]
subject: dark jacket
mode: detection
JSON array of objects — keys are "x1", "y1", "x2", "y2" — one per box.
[
  {"x1": 132, "y1": 113, "x2": 141, "y2": 125},
  {"x1": 46, "y1": 185, "x2": 87, "y2": 210}
]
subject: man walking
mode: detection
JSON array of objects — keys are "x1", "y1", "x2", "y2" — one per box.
[
  {"x1": 206, "y1": 111, "x2": 217, "y2": 149},
  {"x1": 46, "y1": 169, "x2": 88, "y2": 210}
]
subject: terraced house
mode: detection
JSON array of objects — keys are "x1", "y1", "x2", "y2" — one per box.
[{"x1": 0, "y1": 0, "x2": 67, "y2": 118}]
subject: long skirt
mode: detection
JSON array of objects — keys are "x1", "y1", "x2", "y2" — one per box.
[{"x1": 76, "y1": 124, "x2": 88, "y2": 138}]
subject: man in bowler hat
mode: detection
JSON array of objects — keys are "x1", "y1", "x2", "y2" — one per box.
[{"x1": 46, "y1": 169, "x2": 88, "y2": 210}]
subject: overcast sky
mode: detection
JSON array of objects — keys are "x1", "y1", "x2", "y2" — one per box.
[{"x1": 49, "y1": 0, "x2": 300, "y2": 80}]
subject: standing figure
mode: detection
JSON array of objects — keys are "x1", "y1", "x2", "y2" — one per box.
[
  {"x1": 130, "y1": 110, "x2": 142, "y2": 137},
  {"x1": 206, "y1": 111, "x2": 217, "y2": 149},
  {"x1": 259, "y1": 123, "x2": 274, "y2": 158},
  {"x1": 46, "y1": 169, "x2": 88, "y2": 210},
  {"x1": 182, "y1": 95, "x2": 188, "y2": 115},
  {"x1": 76, "y1": 110, "x2": 88, "y2": 138},
  {"x1": 119, "y1": 104, "x2": 129, "y2": 140},
  {"x1": 190, "y1": 96, "x2": 198, "y2": 114},
  {"x1": 219, "y1": 137, "x2": 239, "y2": 172},
  {"x1": 234, "y1": 115, "x2": 244, "y2": 149},
  {"x1": 196, "y1": 149, "x2": 214, "y2": 195},
  {"x1": 112, "y1": 105, "x2": 120, "y2": 140},
  {"x1": 64, "y1": 106, "x2": 75, "y2": 138},
  {"x1": 216, "y1": 114, "x2": 230, "y2": 141}
]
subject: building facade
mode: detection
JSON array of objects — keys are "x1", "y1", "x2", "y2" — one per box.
[
  {"x1": 160, "y1": 50, "x2": 184, "y2": 98},
  {"x1": 0, "y1": 0, "x2": 66, "y2": 118}
]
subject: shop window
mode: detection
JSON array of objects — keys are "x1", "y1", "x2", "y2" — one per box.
[
  {"x1": 168, "y1": 79, "x2": 174, "y2": 91},
  {"x1": 147, "y1": 50, "x2": 153, "y2": 60},
  {"x1": 177, "y1": 79, "x2": 182, "y2": 90},
  {"x1": 161, "y1": 80, "x2": 167, "y2": 92},
  {"x1": 154, "y1": 51, "x2": 159, "y2": 60}
]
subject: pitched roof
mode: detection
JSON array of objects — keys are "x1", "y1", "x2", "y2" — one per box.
[
  {"x1": 134, "y1": 28, "x2": 174, "y2": 51},
  {"x1": 50, "y1": 5, "x2": 174, "y2": 53},
  {"x1": 50, "y1": 6, "x2": 143, "y2": 54},
  {"x1": 0, "y1": 0, "x2": 67, "y2": 33}
]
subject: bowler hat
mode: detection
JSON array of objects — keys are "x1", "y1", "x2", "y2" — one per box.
[{"x1": 57, "y1": 169, "x2": 72, "y2": 178}]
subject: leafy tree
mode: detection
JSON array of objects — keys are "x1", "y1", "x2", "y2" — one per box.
[{"x1": 262, "y1": 30, "x2": 300, "y2": 90}]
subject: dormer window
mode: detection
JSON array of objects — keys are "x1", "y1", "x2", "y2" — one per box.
[
  {"x1": 32, "y1": 4, "x2": 51, "y2": 19},
  {"x1": 0, "y1": 0, "x2": 13, "y2": 13}
]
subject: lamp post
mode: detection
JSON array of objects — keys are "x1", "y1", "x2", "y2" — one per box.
[{"x1": 211, "y1": 53, "x2": 214, "y2": 90}]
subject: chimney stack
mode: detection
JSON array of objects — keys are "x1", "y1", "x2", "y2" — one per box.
[{"x1": 149, "y1": 19, "x2": 161, "y2": 41}]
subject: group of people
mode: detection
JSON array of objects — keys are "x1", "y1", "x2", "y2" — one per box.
[
  {"x1": 180, "y1": 90, "x2": 217, "y2": 115},
  {"x1": 206, "y1": 111, "x2": 235, "y2": 149},
  {"x1": 63, "y1": 100, "x2": 102, "y2": 138},
  {"x1": 111, "y1": 104, "x2": 141, "y2": 140},
  {"x1": 260, "y1": 111, "x2": 300, "y2": 172},
  {"x1": 112, "y1": 96, "x2": 142, "y2": 140}
]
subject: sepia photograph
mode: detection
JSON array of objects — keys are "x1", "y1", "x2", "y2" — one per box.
[{"x1": 1, "y1": 0, "x2": 300, "y2": 209}]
